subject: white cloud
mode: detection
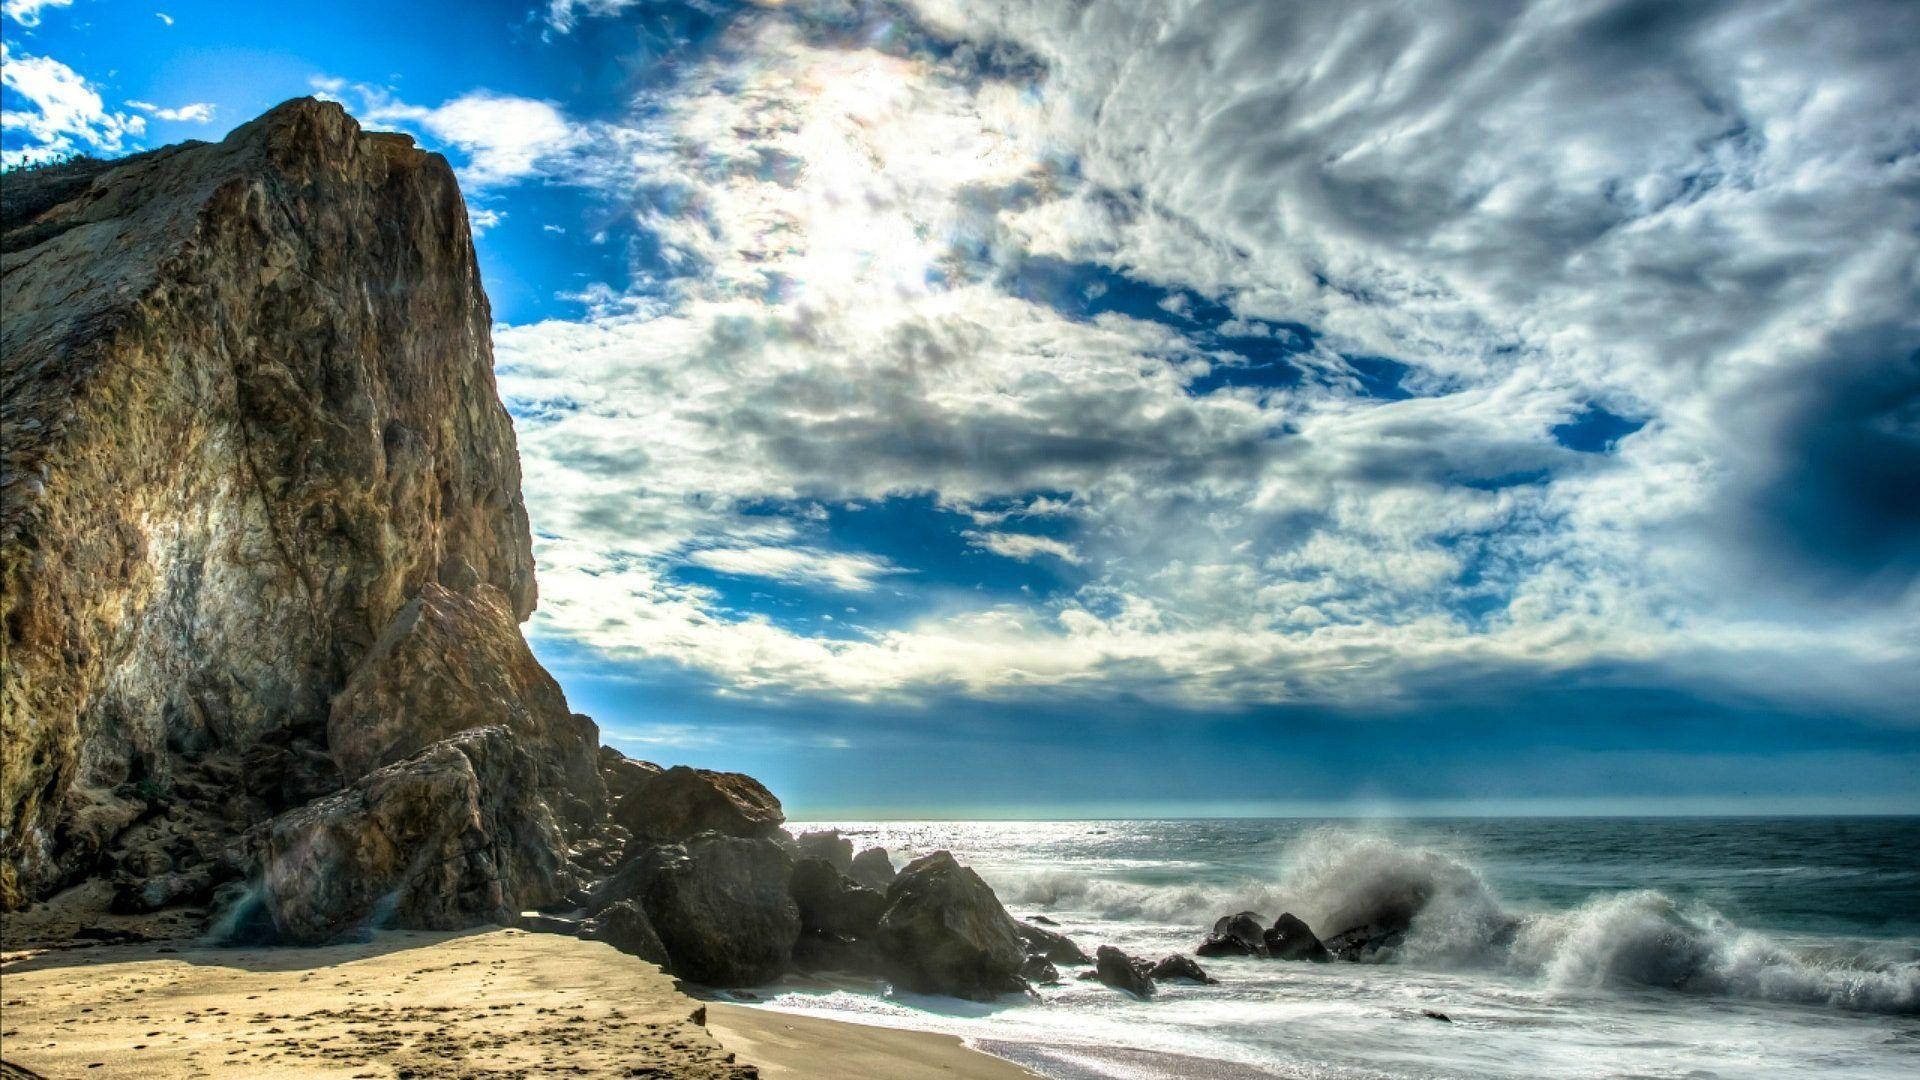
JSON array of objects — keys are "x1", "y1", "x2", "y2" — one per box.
[
  {"x1": 323, "y1": 82, "x2": 586, "y2": 190},
  {"x1": 155, "y1": 11, "x2": 172, "y2": 25},
  {"x1": 963, "y1": 531, "x2": 1083, "y2": 565},
  {"x1": 544, "y1": 0, "x2": 640, "y2": 33},
  {"x1": 125, "y1": 99, "x2": 215, "y2": 123},
  {"x1": 2, "y1": 0, "x2": 72, "y2": 27},
  {"x1": 493, "y1": 1, "x2": 1918, "y2": 719},
  {"x1": 684, "y1": 546, "x2": 904, "y2": 592},
  {"x1": 0, "y1": 45, "x2": 145, "y2": 165},
  {"x1": 468, "y1": 206, "x2": 504, "y2": 233}
]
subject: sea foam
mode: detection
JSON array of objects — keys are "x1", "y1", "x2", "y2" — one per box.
[{"x1": 997, "y1": 828, "x2": 1920, "y2": 1015}]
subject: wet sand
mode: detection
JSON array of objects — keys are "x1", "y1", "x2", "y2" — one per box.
[{"x1": 0, "y1": 927, "x2": 1036, "y2": 1079}]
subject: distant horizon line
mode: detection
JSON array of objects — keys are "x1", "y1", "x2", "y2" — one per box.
[{"x1": 782, "y1": 809, "x2": 1920, "y2": 823}]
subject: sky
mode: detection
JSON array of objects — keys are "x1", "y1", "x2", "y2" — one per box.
[{"x1": 5, "y1": 0, "x2": 1917, "y2": 817}]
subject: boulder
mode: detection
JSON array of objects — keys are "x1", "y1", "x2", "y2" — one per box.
[
  {"x1": 1147, "y1": 954, "x2": 1218, "y2": 984},
  {"x1": 327, "y1": 583, "x2": 605, "y2": 828},
  {"x1": 790, "y1": 857, "x2": 886, "y2": 939},
  {"x1": 258, "y1": 726, "x2": 570, "y2": 944},
  {"x1": 874, "y1": 851, "x2": 1027, "y2": 1000},
  {"x1": 599, "y1": 746, "x2": 662, "y2": 803},
  {"x1": 793, "y1": 830, "x2": 855, "y2": 873},
  {"x1": 615, "y1": 766, "x2": 784, "y2": 843},
  {"x1": 1196, "y1": 911, "x2": 1269, "y2": 957},
  {"x1": 1017, "y1": 921, "x2": 1092, "y2": 964},
  {"x1": 1019, "y1": 954, "x2": 1061, "y2": 984},
  {"x1": 581, "y1": 899, "x2": 672, "y2": 970},
  {"x1": 1091, "y1": 945, "x2": 1155, "y2": 998},
  {"x1": 848, "y1": 846, "x2": 897, "y2": 892},
  {"x1": 623, "y1": 833, "x2": 799, "y2": 987},
  {"x1": 1265, "y1": 912, "x2": 1333, "y2": 962}
]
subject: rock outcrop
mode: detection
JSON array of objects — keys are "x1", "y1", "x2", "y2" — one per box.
[
  {"x1": 1017, "y1": 920, "x2": 1091, "y2": 964},
  {"x1": 1090, "y1": 945, "x2": 1155, "y2": 998},
  {"x1": 848, "y1": 846, "x2": 897, "y2": 892},
  {"x1": 1, "y1": 98, "x2": 536, "y2": 909},
  {"x1": 615, "y1": 834, "x2": 801, "y2": 987},
  {"x1": 1148, "y1": 953, "x2": 1217, "y2": 984},
  {"x1": 1196, "y1": 911, "x2": 1269, "y2": 957},
  {"x1": 792, "y1": 830, "x2": 855, "y2": 874},
  {"x1": 874, "y1": 851, "x2": 1028, "y2": 1000},
  {"x1": 326, "y1": 581, "x2": 604, "y2": 826},
  {"x1": 257, "y1": 726, "x2": 570, "y2": 943},
  {"x1": 1265, "y1": 912, "x2": 1333, "y2": 962},
  {"x1": 614, "y1": 766, "x2": 784, "y2": 843},
  {"x1": 580, "y1": 898, "x2": 672, "y2": 969}
]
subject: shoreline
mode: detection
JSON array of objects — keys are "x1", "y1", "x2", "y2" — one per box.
[{"x1": 0, "y1": 927, "x2": 1039, "y2": 1079}]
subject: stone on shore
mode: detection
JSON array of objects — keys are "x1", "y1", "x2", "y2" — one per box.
[
  {"x1": 1091, "y1": 945, "x2": 1155, "y2": 998},
  {"x1": 1017, "y1": 920, "x2": 1092, "y2": 964},
  {"x1": 874, "y1": 851, "x2": 1028, "y2": 1000},
  {"x1": 258, "y1": 726, "x2": 570, "y2": 943},
  {"x1": 581, "y1": 898, "x2": 673, "y2": 969},
  {"x1": 790, "y1": 857, "x2": 887, "y2": 939},
  {"x1": 1196, "y1": 911, "x2": 1269, "y2": 957},
  {"x1": 1265, "y1": 912, "x2": 1333, "y2": 962},
  {"x1": 619, "y1": 834, "x2": 799, "y2": 986},
  {"x1": 1147, "y1": 953, "x2": 1217, "y2": 984}
]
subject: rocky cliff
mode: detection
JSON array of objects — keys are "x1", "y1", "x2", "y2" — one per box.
[
  {"x1": 0, "y1": 99, "x2": 542, "y2": 910},
  {"x1": 0, "y1": 101, "x2": 1066, "y2": 1007}
]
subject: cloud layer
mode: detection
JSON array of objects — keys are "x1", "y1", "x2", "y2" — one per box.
[{"x1": 478, "y1": 0, "x2": 1918, "y2": 721}]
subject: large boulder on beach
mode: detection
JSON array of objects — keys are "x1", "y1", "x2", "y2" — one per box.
[
  {"x1": 1196, "y1": 911, "x2": 1269, "y2": 957},
  {"x1": 621, "y1": 833, "x2": 799, "y2": 986},
  {"x1": 615, "y1": 766, "x2": 784, "y2": 843},
  {"x1": 598, "y1": 745, "x2": 662, "y2": 803},
  {"x1": 1017, "y1": 920, "x2": 1091, "y2": 964},
  {"x1": 259, "y1": 726, "x2": 570, "y2": 943},
  {"x1": 790, "y1": 857, "x2": 887, "y2": 938},
  {"x1": 1265, "y1": 912, "x2": 1333, "y2": 962},
  {"x1": 327, "y1": 582, "x2": 605, "y2": 828},
  {"x1": 848, "y1": 847, "x2": 897, "y2": 891},
  {"x1": 580, "y1": 898, "x2": 672, "y2": 969},
  {"x1": 874, "y1": 851, "x2": 1028, "y2": 1000}
]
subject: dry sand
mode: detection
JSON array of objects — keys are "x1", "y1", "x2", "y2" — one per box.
[{"x1": 0, "y1": 927, "x2": 1039, "y2": 1079}]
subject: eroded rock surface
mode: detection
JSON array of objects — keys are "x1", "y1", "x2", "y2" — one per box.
[
  {"x1": 874, "y1": 851, "x2": 1028, "y2": 1000},
  {"x1": 327, "y1": 581, "x2": 604, "y2": 826},
  {"x1": 258, "y1": 726, "x2": 570, "y2": 944},
  {"x1": 615, "y1": 766, "x2": 784, "y2": 843},
  {"x1": 1, "y1": 98, "x2": 535, "y2": 909}
]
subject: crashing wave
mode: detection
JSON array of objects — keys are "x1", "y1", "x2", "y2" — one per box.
[{"x1": 996, "y1": 829, "x2": 1920, "y2": 1015}]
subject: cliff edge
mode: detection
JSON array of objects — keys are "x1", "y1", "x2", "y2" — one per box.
[{"x1": 1, "y1": 99, "x2": 541, "y2": 909}]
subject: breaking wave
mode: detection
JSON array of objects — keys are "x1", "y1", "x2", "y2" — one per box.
[{"x1": 995, "y1": 829, "x2": 1920, "y2": 1015}]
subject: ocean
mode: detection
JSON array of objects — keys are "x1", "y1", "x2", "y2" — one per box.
[{"x1": 739, "y1": 817, "x2": 1920, "y2": 1079}]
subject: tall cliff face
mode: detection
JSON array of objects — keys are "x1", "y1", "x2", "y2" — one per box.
[{"x1": 0, "y1": 100, "x2": 539, "y2": 909}]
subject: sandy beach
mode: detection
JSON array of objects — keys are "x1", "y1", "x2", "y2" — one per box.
[{"x1": 0, "y1": 928, "x2": 1037, "y2": 1079}]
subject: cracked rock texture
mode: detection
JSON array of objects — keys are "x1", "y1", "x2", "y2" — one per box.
[{"x1": 1, "y1": 98, "x2": 539, "y2": 909}]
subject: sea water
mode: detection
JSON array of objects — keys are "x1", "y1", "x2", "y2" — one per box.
[{"x1": 736, "y1": 818, "x2": 1919, "y2": 1078}]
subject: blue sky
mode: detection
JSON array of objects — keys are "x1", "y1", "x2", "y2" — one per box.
[{"x1": 6, "y1": 0, "x2": 1917, "y2": 816}]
